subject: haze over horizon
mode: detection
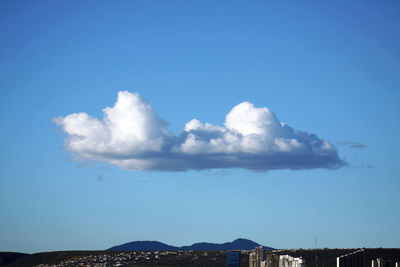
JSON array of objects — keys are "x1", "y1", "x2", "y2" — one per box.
[{"x1": 1, "y1": 1, "x2": 399, "y2": 254}]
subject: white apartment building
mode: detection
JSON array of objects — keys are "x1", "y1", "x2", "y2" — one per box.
[{"x1": 279, "y1": 255, "x2": 306, "y2": 267}]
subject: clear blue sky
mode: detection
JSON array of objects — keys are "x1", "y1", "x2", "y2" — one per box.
[{"x1": 1, "y1": 1, "x2": 399, "y2": 253}]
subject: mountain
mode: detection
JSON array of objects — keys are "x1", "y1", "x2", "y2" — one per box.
[
  {"x1": 182, "y1": 238, "x2": 274, "y2": 251},
  {"x1": 108, "y1": 241, "x2": 178, "y2": 251},
  {"x1": 108, "y1": 238, "x2": 274, "y2": 251}
]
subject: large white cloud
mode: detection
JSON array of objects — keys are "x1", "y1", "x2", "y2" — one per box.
[{"x1": 54, "y1": 91, "x2": 344, "y2": 171}]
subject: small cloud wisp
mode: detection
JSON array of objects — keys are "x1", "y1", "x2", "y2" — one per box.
[
  {"x1": 54, "y1": 91, "x2": 344, "y2": 172},
  {"x1": 336, "y1": 141, "x2": 367, "y2": 149}
]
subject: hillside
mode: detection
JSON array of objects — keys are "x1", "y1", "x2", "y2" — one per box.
[
  {"x1": 3, "y1": 248, "x2": 400, "y2": 266},
  {"x1": 0, "y1": 252, "x2": 28, "y2": 266}
]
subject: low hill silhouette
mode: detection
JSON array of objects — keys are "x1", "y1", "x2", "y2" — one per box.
[
  {"x1": 108, "y1": 238, "x2": 273, "y2": 251},
  {"x1": 108, "y1": 240, "x2": 178, "y2": 251}
]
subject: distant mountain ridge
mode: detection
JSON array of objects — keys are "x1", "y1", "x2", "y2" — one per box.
[{"x1": 108, "y1": 238, "x2": 274, "y2": 251}]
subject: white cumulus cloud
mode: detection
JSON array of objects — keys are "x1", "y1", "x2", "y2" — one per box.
[{"x1": 54, "y1": 91, "x2": 344, "y2": 171}]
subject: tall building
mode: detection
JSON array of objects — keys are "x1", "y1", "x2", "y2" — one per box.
[
  {"x1": 249, "y1": 246, "x2": 264, "y2": 267},
  {"x1": 250, "y1": 251, "x2": 258, "y2": 267}
]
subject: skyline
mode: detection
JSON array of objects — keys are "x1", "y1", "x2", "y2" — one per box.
[{"x1": 1, "y1": 1, "x2": 400, "y2": 253}]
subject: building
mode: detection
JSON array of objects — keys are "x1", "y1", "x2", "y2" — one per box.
[
  {"x1": 249, "y1": 246, "x2": 264, "y2": 267},
  {"x1": 336, "y1": 249, "x2": 364, "y2": 267},
  {"x1": 372, "y1": 258, "x2": 399, "y2": 267},
  {"x1": 226, "y1": 251, "x2": 241, "y2": 267},
  {"x1": 265, "y1": 253, "x2": 279, "y2": 267},
  {"x1": 279, "y1": 255, "x2": 306, "y2": 267},
  {"x1": 250, "y1": 251, "x2": 258, "y2": 267}
]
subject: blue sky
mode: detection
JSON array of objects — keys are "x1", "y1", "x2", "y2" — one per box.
[{"x1": 1, "y1": 1, "x2": 399, "y2": 253}]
